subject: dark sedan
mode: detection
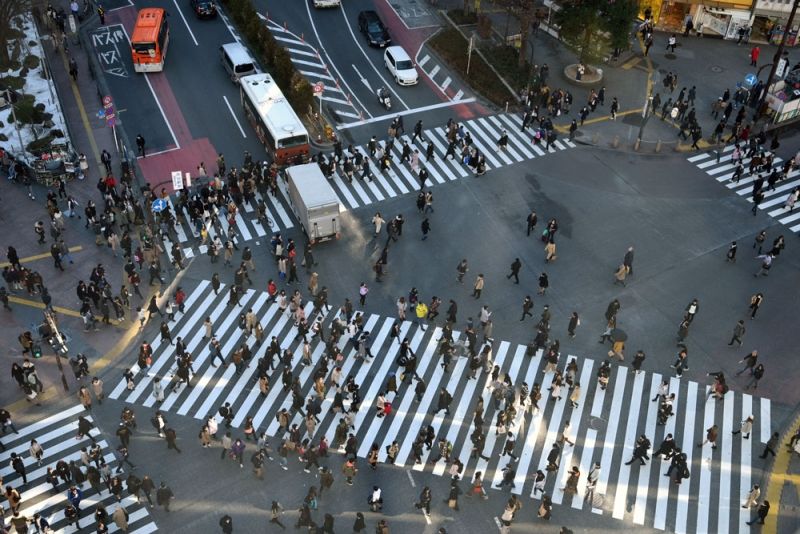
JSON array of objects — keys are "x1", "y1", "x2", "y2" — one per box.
[
  {"x1": 358, "y1": 10, "x2": 391, "y2": 47},
  {"x1": 190, "y1": 0, "x2": 217, "y2": 18}
]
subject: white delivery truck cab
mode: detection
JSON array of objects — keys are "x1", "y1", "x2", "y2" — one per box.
[{"x1": 285, "y1": 163, "x2": 341, "y2": 243}]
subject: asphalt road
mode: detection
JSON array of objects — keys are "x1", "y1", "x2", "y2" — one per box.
[{"x1": 257, "y1": 0, "x2": 455, "y2": 120}]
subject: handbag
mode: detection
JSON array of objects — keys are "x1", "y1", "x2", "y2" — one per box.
[{"x1": 448, "y1": 498, "x2": 457, "y2": 509}]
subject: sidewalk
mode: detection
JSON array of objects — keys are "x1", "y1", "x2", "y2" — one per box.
[
  {"x1": 435, "y1": 0, "x2": 782, "y2": 153},
  {"x1": 0, "y1": 4, "x2": 155, "y2": 422}
]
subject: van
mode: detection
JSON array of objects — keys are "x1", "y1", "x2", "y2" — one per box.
[
  {"x1": 384, "y1": 46, "x2": 418, "y2": 86},
  {"x1": 220, "y1": 42, "x2": 257, "y2": 82}
]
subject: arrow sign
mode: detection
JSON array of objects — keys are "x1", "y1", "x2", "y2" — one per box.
[
  {"x1": 352, "y1": 64, "x2": 373, "y2": 93},
  {"x1": 744, "y1": 73, "x2": 757, "y2": 87}
]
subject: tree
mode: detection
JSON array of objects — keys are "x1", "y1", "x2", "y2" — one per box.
[
  {"x1": 0, "y1": 0, "x2": 30, "y2": 67},
  {"x1": 554, "y1": 0, "x2": 639, "y2": 65}
]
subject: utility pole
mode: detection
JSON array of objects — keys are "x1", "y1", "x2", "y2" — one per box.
[
  {"x1": 6, "y1": 88, "x2": 26, "y2": 158},
  {"x1": 758, "y1": 0, "x2": 800, "y2": 116},
  {"x1": 44, "y1": 310, "x2": 70, "y2": 392}
]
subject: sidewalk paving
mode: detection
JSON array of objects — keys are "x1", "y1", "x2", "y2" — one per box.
[
  {"x1": 0, "y1": 5, "x2": 159, "y2": 422},
  {"x1": 435, "y1": 0, "x2": 785, "y2": 152}
]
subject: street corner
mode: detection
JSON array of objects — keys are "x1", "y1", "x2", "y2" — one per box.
[{"x1": 416, "y1": 45, "x2": 475, "y2": 111}]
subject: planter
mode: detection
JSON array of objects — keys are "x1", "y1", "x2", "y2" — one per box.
[{"x1": 563, "y1": 63, "x2": 603, "y2": 87}]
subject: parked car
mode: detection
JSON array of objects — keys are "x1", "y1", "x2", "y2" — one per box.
[
  {"x1": 358, "y1": 10, "x2": 391, "y2": 47},
  {"x1": 190, "y1": 0, "x2": 217, "y2": 18},
  {"x1": 384, "y1": 46, "x2": 417, "y2": 86}
]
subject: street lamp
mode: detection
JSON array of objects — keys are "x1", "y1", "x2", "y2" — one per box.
[{"x1": 43, "y1": 310, "x2": 70, "y2": 392}]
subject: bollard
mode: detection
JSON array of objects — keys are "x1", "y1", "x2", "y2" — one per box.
[
  {"x1": 634, "y1": 138, "x2": 641, "y2": 151},
  {"x1": 505, "y1": 101, "x2": 509, "y2": 113},
  {"x1": 611, "y1": 135, "x2": 619, "y2": 148},
  {"x1": 655, "y1": 140, "x2": 662, "y2": 153},
  {"x1": 284, "y1": 21, "x2": 287, "y2": 30},
  {"x1": 301, "y1": 33, "x2": 304, "y2": 42},
  {"x1": 265, "y1": 11, "x2": 269, "y2": 21}
]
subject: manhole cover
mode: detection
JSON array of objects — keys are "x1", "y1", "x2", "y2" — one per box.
[{"x1": 709, "y1": 65, "x2": 724, "y2": 73}]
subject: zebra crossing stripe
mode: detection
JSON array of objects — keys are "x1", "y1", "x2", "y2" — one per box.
[
  {"x1": 612, "y1": 371, "x2": 647, "y2": 519},
  {"x1": 695, "y1": 390, "x2": 717, "y2": 534},
  {"x1": 486, "y1": 115, "x2": 535, "y2": 160},
  {"x1": 0, "y1": 423, "x2": 99, "y2": 478},
  {"x1": 675, "y1": 381, "x2": 698, "y2": 534},
  {"x1": 718, "y1": 391, "x2": 736, "y2": 533},
  {"x1": 360, "y1": 321, "x2": 424, "y2": 457},
  {"x1": 551, "y1": 358, "x2": 594, "y2": 505},
  {"x1": 760, "y1": 398, "x2": 771, "y2": 444},
  {"x1": 175, "y1": 289, "x2": 259, "y2": 416},
  {"x1": 573, "y1": 428, "x2": 598, "y2": 510},
  {"x1": 351, "y1": 319, "x2": 398, "y2": 435},
  {"x1": 476, "y1": 342, "x2": 516, "y2": 486},
  {"x1": 128, "y1": 282, "x2": 220, "y2": 405},
  {"x1": 415, "y1": 356, "x2": 469, "y2": 471},
  {"x1": 426, "y1": 129, "x2": 468, "y2": 177},
  {"x1": 468, "y1": 119, "x2": 515, "y2": 166},
  {"x1": 392, "y1": 328, "x2": 442, "y2": 468},
  {"x1": 0, "y1": 404, "x2": 85, "y2": 449},
  {"x1": 738, "y1": 394, "x2": 753, "y2": 531},
  {"x1": 653, "y1": 376, "x2": 681, "y2": 529},
  {"x1": 632, "y1": 374, "x2": 663, "y2": 524},
  {"x1": 595, "y1": 367, "x2": 628, "y2": 504}
]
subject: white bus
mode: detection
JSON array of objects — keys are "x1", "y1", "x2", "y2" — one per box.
[{"x1": 239, "y1": 73, "x2": 310, "y2": 166}]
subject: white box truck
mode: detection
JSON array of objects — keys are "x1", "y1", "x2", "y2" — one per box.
[{"x1": 285, "y1": 163, "x2": 341, "y2": 243}]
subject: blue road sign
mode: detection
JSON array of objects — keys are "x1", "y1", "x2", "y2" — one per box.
[{"x1": 745, "y1": 73, "x2": 757, "y2": 87}]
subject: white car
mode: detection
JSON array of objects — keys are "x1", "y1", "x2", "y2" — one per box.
[{"x1": 384, "y1": 46, "x2": 418, "y2": 86}]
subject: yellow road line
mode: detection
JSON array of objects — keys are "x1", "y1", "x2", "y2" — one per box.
[
  {"x1": 763, "y1": 414, "x2": 800, "y2": 533},
  {"x1": 8, "y1": 295, "x2": 124, "y2": 327},
  {"x1": 57, "y1": 47, "x2": 104, "y2": 176},
  {"x1": 554, "y1": 108, "x2": 643, "y2": 133},
  {"x1": 621, "y1": 56, "x2": 642, "y2": 70},
  {"x1": 0, "y1": 246, "x2": 83, "y2": 268}
]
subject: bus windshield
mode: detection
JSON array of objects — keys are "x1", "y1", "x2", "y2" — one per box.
[
  {"x1": 278, "y1": 135, "x2": 309, "y2": 149},
  {"x1": 132, "y1": 43, "x2": 155, "y2": 54}
]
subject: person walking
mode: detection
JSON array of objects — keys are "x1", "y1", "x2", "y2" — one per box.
[
  {"x1": 520, "y1": 296, "x2": 534, "y2": 321},
  {"x1": 156, "y1": 482, "x2": 174, "y2": 512},
  {"x1": 585, "y1": 462, "x2": 600, "y2": 504},
  {"x1": 729, "y1": 320, "x2": 746, "y2": 346},
  {"x1": 697, "y1": 425, "x2": 719, "y2": 450},
  {"x1": 567, "y1": 312, "x2": 580, "y2": 338},
  {"x1": 733, "y1": 416, "x2": 755, "y2": 440},
  {"x1": 623, "y1": 246, "x2": 635, "y2": 275},
  {"x1": 526, "y1": 211, "x2": 538, "y2": 236},
  {"x1": 472, "y1": 274, "x2": 485, "y2": 299},
  {"x1": 760, "y1": 432, "x2": 779, "y2": 458},
  {"x1": 749, "y1": 293, "x2": 764, "y2": 319},
  {"x1": 746, "y1": 500, "x2": 770, "y2": 526},
  {"x1": 538, "y1": 272, "x2": 549, "y2": 295},
  {"x1": 136, "y1": 134, "x2": 146, "y2": 157},
  {"x1": 736, "y1": 350, "x2": 758, "y2": 376},
  {"x1": 507, "y1": 258, "x2": 521, "y2": 284},
  {"x1": 746, "y1": 363, "x2": 765, "y2": 390}
]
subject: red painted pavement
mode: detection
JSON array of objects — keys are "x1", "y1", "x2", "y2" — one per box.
[{"x1": 110, "y1": 7, "x2": 219, "y2": 189}]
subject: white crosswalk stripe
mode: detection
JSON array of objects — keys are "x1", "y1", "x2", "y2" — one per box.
[
  {"x1": 687, "y1": 149, "x2": 800, "y2": 234},
  {"x1": 319, "y1": 113, "x2": 576, "y2": 212},
  {"x1": 0, "y1": 408, "x2": 157, "y2": 533},
  {"x1": 109, "y1": 281, "x2": 770, "y2": 532}
]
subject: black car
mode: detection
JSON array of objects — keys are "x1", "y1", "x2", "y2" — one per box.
[
  {"x1": 190, "y1": 0, "x2": 217, "y2": 18},
  {"x1": 358, "y1": 10, "x2": 391, "y2": 47}
]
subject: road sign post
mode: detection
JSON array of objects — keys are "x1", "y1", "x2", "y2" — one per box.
[
  {"x1": 171, "y1": 170, "x2": 184, "y2": 191},
  {"x1": 313, "y1": 82, "x2": 324, "y2": 115}
]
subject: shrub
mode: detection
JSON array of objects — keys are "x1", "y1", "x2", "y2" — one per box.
[
  {"x1": 0, "y1": 134, "x2": 7, "y2": 142},
  {"x1": 14, "y1": 95, "x2": 47, "y2": 124},
  {"x1": 26, "y1": 135, "x2": 55, "y2": 154},
  {"x1": 273, "y1": 47, "x2": 294, "y2": 88},
  {"x1": 23, "y1": 54, "x2": 39, "y2": 70},
  {"x1": 2, "y1": 76, "x2": 24, "y2": 91},
  {"x1": 289, "y1": 73, "x2": 313, "y2": 114}
]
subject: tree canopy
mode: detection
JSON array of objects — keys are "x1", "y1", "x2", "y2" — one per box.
[{"x1": 554, "y1": 0, "x2": 639, "y2": 64}]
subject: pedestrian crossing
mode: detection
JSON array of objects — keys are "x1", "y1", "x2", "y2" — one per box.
[
  {"x1": 157, "y1": 114, "x2": 575, "y2": 259},
  {"x1": 0, "y1": 405, "x2": 157, "y2": 533},
  {"x1": 159, "y1": 188, "x2": 295, "y2": 261},
  {"x1": 321, "y1": 114, "x2": 577, "y2": 213},
  {"x1": 110, "y1": 281, "x2": 769, "y2": 532},
  {"x1": 687, "y1": 146, "x2": 800, "y2": 232}
]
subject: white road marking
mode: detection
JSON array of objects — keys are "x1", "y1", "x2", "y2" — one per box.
[
  {"x1": 172, "y1": 0, "x2": 199, "y2": 46},
  {"x1": 406, "y1": 470, "x2": 416, "y2": 487},
  {"x1": 222, "y1": 95, "x2": 247, "y2": 138},
  {"x1": 336, "y1": 98, "x2": 477, "y2": 129},
  {"x1": 440, "y1": 76, "x2": 452, "y2": 90},
  {"x1": 418, "y1": 54, "x2": 430, "y2": 67}
]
